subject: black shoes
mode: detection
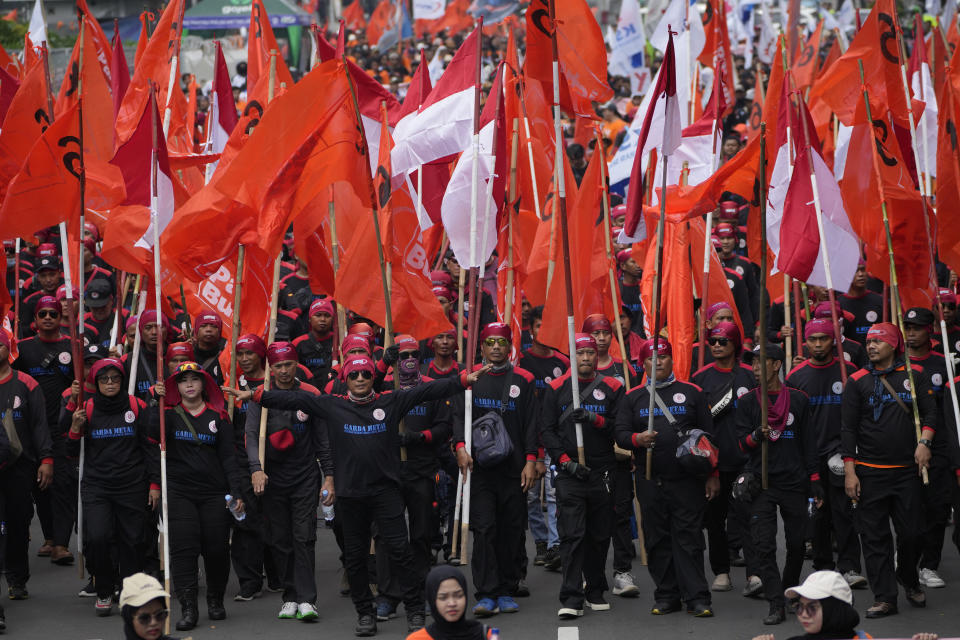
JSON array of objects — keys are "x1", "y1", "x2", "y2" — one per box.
[
  {"x1": 175, "y1": 592, "x2": 199, "y2": 631},
  {"x1": 356, "y1": 613, "x2": 377, "y2": 637},
  {"x1": 407, "y1": 612, "x2": 426, "y2": 632},
  {"x1": 207, "y1": 593, "x2": 226, "y2": 620},
  {"x1": 763, "y1": 603, "x2": 786, "y2": 625}
]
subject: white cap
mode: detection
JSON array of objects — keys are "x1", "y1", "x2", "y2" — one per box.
[
  {"x1": 119, "y1": 573, "x2": 169, "y2": 608},
  {"x1": 784, "y1": 571, "x2": 853, "y2": 605}
]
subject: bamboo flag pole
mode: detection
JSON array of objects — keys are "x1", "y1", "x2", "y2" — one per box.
[
  {"x1": 226, "y1": 245, "x2": 245, "y2": 421},
  {"x1": 329, "y1": 186, "x2": 347, "y2": 353},
  {"x1": 13, "y1": 237, "x2": 20, "y2": 339},
  {"x1": 857, "y1": 60, "x2": 928, "y2": 486},
  {"x1": 517, "y1": 75, "x2": 544, "y2": 220},
  {"x1": 758, "y1": 123, "x2": 770, "y2": 490},
  {"x1": 505, "y1": 118, "x2": 519, "y2": 328}
]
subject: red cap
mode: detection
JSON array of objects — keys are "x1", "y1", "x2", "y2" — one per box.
[
  {"x1": 638, "y1": 338, "x2": 672, "y2": 361},
  {"x1": 713, "y1": 223, "x2": 736, "y2": 238},
  {"x1": 37, "y1": 243, "x2": 58, "y2": 258},
  {"x1": 341, "y1": 334, "x2": 372, "y2": 355},
  {"x1": 35, "y1": 295, "x2": 59, "y2": 314},
  {"x1": 616, "y1": 249, "x2": 633, "y2": 264},
  {"x1": 709, "y1": 321, "x2": 742, "y2": 354},
  {"x1": 574, "y1": 332, "x2": 597, "y2": 352},
  {"x1": 431, "y1": 270, "x2": 454, "y2": 289},
  {"x1": 581, "y1": 314, "x2": 612, "y2": 334},
  {"x1": 309, "y1": 298, "x2": 334, "y2": 317},
  {"x1": 804, "y1": 318, "x2": 835, "y2": 340},
  {"x1": 865, "y1": 322, "x2": 903, "y2": 353},
  {"x1": 341, "y1": 355, "x2": 375, "y2": 380},
  {"x1": 480, "y1": 322, "x2": 512, "y2": 342},
  {"x1": 267, "y1": 341, "x2": 298, "y2": 365},
  {"x1": 138, "y1": 310, "x2": 170, "y2": 334},
  {"x1": 939, "y1": 289, "x2": 957, "y2": 305},
  {"x1": 432, "y1": 285, "x2": 455, "y2": 301},
  {"x1": 348, "y1": 322, "x2": 375, "y2": 340},
  {"x1": 194, "y1": 311, "x2": 222, "y2": 330},
  {"x1": 813, "y1": 301, "x2": 854, "y2": 324},
  {"x1": 88, "y1": 358, "x2": 124, "y2": 387},
  {"x1": 166, "y1": 342, "x2": 195, "y2": 361},
  {"x1": 718, "y1": 200, "x2": 740, "y2": 218},
  {"x1": 394, "y1": 334, "x2": 418, "y2": 352},
  {"x1": 706, "y1": 301, "x2": 733, "y2": 320},
  {"x1": 611, "y1": 204, "x2": 627, "y2": 219},
  {"x1": 236, "y1": 333, "x2": 266, "y2": 359},
  {"x1": 84, "y1": 222, "x2": 100, "y2": 241}
]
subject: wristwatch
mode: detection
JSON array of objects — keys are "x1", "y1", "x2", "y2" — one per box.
[{"x1": 919, "y1": 438, "x2": 934, "y2": 449}]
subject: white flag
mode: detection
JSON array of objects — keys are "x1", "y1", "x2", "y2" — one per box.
[
  {"x1": 609, "y1": 0, "x2": 649, "y2": 96},
  {"x1": 28, "y1": 0, "x2": 47, "y2": 46}
]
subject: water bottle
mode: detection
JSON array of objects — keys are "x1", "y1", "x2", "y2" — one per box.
[
  {"x1": 225, "y1": 494, "x2": 246, "y2": 521},
  {"x1": 488, "y1": 628, "x2": 500, "y2": 640},
  {"x1": 807, "y1": 497, "x2": 816, "y2": 519}
]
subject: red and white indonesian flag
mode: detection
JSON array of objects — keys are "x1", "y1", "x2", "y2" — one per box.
[
  {"x1": 766, "y1": 86, "x2": 859, "y2": 291},
  {"x1": 620, "y1": 30, "x2": 682, "y2": 243},
  {"x1": 391, "y1": 27, "x2": 479, "y2": 178},
  {"x1": 909, "y1": 32, "x2": 937, "y2": 180},
  {"x1": 205, "y1": 44, "x2": 239, "y2": 182}
]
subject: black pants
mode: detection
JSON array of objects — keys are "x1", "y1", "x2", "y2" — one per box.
[
  {"x1": 0, "y1": 460, "x2": 35, "y2": 588},
  {"x1": 377, "y1": 475, "x2": 437, "y2": 604},
  {"x1": 856, "y1": 465, "x2": 922, "y2": 604},
  {"x1": 918, "y1": 460, "x2": 953, "y2": 571},
  {"x1": 611, "y1": 460, "x2": 634, "y2": 573},
  {"x1": 51, "y1": 450, "x2": 78, "y2": 548},
  {"x1": 637, "y1": 476, "x2": 710, "y2": 607},
  {"x1": 750, "y1": 486, "x2": 805, "y2": 607},
  {"x1": 230, "y1": 484, "x2": 279, "y2": 594},
  {"x1": 704, "y1": 469, "x2": 741, "y2": 576},
  {"x1": 469, "y1": 468, "x2": 524, "y2": 600},
  {"x1": 262, "y1": 478, "x2": 318, "y2": 604},
  {"x1": 555, "y1": 469, "x2": 613, "y2": 607},
  {"x1": 340, "y1": 486, "x2": 425, "y2": 617},
  {"x1": 813, "y1": 460, "x2": 862, "y2": 574},
  {"x1": 82, "y1": 483, "x2": 147, "y2": 599},
  {"x1": 169, "y1": 490, "x2": 231, "y2": 598}
]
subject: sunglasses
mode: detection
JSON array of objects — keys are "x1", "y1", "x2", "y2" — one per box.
[
  {"x1": 483, "y1": 337, "x2": 509, "y2": 347},
  {"x1": 708, "y1": 337, "x2": 730, "y2": 346},
  {"x1": 135, "y1": 609, "x2": 169, "y2": 625},
  {"x1": 37, "y1": 310, "x2": 60, "y2": 319},
  {"x1": 792, "y1": 600, "x2": 821, "y2": 617},
  {"x1": 398, "y1": 350, "x2": 419, "y2": 360},
  {"x1": 347, "y1": 370, "x2": 373, "y2": 381},
  {"x1": 944, "y1": 303, "x2": 957, "y2": 310},
  {"x1": 98, "y1": 374, "x2": 123, "y2": 384}
]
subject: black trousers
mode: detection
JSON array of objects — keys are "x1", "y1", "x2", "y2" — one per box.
[
  {"x1": 704, "y1": 469, "x2": 744, "y2": 576},
  {"x1": 169, "y1": 490, "x2": 231, "y2": 598},
  {"x1": 813, "y1": 459, "x2": 862, "y2": 574},
  {"x1": 856, "y1": 465, "x2": 922, "y2": 604},
  {"x1": 611, "y1": 460, "x2": 635, "y2": 573},
  {"x1": 230, "y1": 484, "x2": 279, "y2": 593},
  {"x1": 262, "y1": 478, "x2": 318, "y2": 604},
  {"x1": 555, "y1": 469, "x2": 613, "y2": 607},
  {"x1": 340, "y1": 486, "x2": 425, "y2": 617},
  {"x1": 51, "y1": 449, "x2": 78, "y2": 548},
  {"x1": 636, "y1": 476, "x2": 710, "y2": 607},
  {"x1": 376, "y1": 475, "x2": 437, "y2": 604},
  {"x1": 750, "y1": 486, "x2": 806, "y2": 607},
  {"x1": 918, "y1": 460, "x2": 953, "y2": 571},
  {"x1": 469, "y1": 468, "x2": 524, "y2": 600},
  {"x1": 82, "y1": 483, "x2": 147, "y2": 599},
  {"x1": 0, "y1": 460, "x2": 36, "y2": 588}
]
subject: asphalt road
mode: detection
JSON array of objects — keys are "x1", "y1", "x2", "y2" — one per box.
[{"x1": 5, "y1": 515, "x2": 960, "y2": 639}]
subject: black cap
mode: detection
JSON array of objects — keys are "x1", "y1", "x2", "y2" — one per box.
[
  {"x1": 84, "y1": 279, "x2": 112, "y2": 308},
  {"x1": 36, "y1": 256, "x2": 60, "y2": 272},
  {"x1": 83, "y1": 343, "x2": 106, "y2": 362},
  {"x1": 903, "y1": 307, "x2": 935, "y2": 327},
  {"x1": 743, "y1": 342, "x2": 786, "y2": 364}
]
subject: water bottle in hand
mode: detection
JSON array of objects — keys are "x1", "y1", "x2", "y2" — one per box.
[
  {"x1": 225, "y1": 494, "x2": 246, "y2": 521},
  {"x1": 807, "y1": 497, "x2": 815, "y2": 519}
]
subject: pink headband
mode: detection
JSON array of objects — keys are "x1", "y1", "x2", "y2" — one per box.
[
  {"x1": 709, "y1": 321, "x2": 742, "y2": 354},
  {"x1": 309, "y1": 298, "x2": 334, "y2": 317},
  {"x1": 581, "y1": 314, "x2": 612, "y2": 333},
  {"x1": 341, "y1": 355, "x2": 375, "y2": 379},
  {"x1": 394, "y1": 334, "x2": 418, "y2": 352},
  {"x1": 35, "y1": 296, "x2": 59, "y2": 313},
  {"x1": 574, "y1": 332, "x2": 597, "y2": 351},
  {"x1": 165, "y1": 342, "x2": 195, "y2": 360},
  {"x1": 866, "y1": 322, "x2": 903, "y2": 352},
  {"x1": 480, "y1": 322, "x2": 512, "y2": 342},
  {"x1": 266, "y1": 341, "x2": 298, "y2": 365},
  {"x1": 194, "y1": 312, "x2": 222, "y2": 330},
  {"x1": 804, "y1": 318, "x2": 835, "y2": 340},
  {"x1": 341, "y1": 334, "x2": 372, "y2": 355},
  {"x1": 236, "y1": 333, "x2": 267, "y2": 359},
  {"x1": 639, "y1": 338, "x2": 672, "y2": 361},
  {"x1": 706, "y1": 301, "x2": 733, "y2": 320}
]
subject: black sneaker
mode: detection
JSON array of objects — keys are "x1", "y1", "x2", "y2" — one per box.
[
  {"x1": 407, "y1": 612, "x2": 426, "y2": 632},
  {"x1": 355, "y1": 613, "x2": 377, "y2": 637},
  {"x1": 7, "y1": 587, "x2": 27, "y2": 601},
  {"x1": 533, "y1": 541, "x2": 548, "y2": 566},
  {"x1": 511, "y1": 580, "x2": 530, "y2": 598},
  {"x1": 234, "y1": 585, "x2": 262, "y2": 601},
  {"x1": 78, "y1": 579, "x2": 97, "y2": 598},
  {"x1": 542, "y1": 546, "x2": 562, "y2": 572},
  {"x1": 763, "y1": 604, "x2": 786, "y2": 625}
]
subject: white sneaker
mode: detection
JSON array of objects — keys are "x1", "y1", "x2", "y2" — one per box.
[
  {"x1": 711, "y1": 573, "x2": 733, "y2": 592},
  {"x1": 843, "y1": 570, "x2": 868, "y2": 589},
  {"x1": 919, "y1": 568, "x2": 946, "y2": 588},
  {"x1": 278, "y1": 601, "x2": 298, "y2": 619},
  {"x1": 558, "y1": 606, "x2": 583, "y2": 619},
  {"x1": 611, "y1": 571, "x2": 640, "y2": 597},
  {"x1": 297, "y1": 602, "x2": 319, "y2": 620},
  {"x1": 742, "y1": 575, "x2": 763, "y2": 597}
]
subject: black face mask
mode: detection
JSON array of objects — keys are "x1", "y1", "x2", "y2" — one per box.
[{"x1": 397, "y1": 357, "x2": 420, "y2": 388}]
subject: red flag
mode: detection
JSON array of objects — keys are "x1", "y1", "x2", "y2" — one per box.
[
  {"x1": 343, "y1": 0, "x2": 365, "y2": 29},
  {"x1": 793, "y1": 20, "x2": 823, "y2": 91},
  {"x1": 418, "y1": 0, "x2": 473, "y2": 38},
  {"x1": 0, "y1": 42, "x2": 18, "y2": 80},
  {"x1": 936, "y1": 62, "x2": 960, "y2": 274},
  {"x1": 134, "y1": 12, "x2": 150, "y2": 67},
  {"x1": 699, "y1": 0, "x2": 736, "y2": 110},
  {"x1": 111, "y1": 28, "x2": 130, "y2": 118},
  {"x1": 0, "y1": 65, "x2": 19, "y2": 127},
  {"x1": 247, "y1": 0, "x2": 294, "y2": 92},
  {"x1": 0, "y1": 53, "x2": 49, "y2": 203},
  {"x1": 366, "y1": 0, "x2": 395, "y2": 48}
]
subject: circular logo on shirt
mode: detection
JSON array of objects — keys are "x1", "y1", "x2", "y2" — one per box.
[
  {"x1": 739, "y1": 238, "x2": 746, "y2": 249},
  {"x1": 238, "y1": 375, "x2": 247, "y2": 387},
  {"x1": 509, "y1": 384, "x2": 521, "y2": 398},
  {"x1": 933, "y1": 373, "x2": 943, "y2": 387},
  {"x1": 866, "y1": 311, "x2": 878, "y2": 322},
  {"x1": 673, "y1": 392, "x2": 686, "y2": 403},
  {"x1": 844, "y1": 352, "x2": 852, "y2": 362},
  {"x1": 736, "y1": 386, "x2": 749, "y2": 398},
  {"x1": 373, "y1": 408, "x2": 386, "y2": 421},
  {"x1": 593, "y1": 388, "x2": 606, "y2": 401},
  {"x1": 787, "y1": 412, "x2": 795, "y2": 426},
  {"x1": 58, "y1": 352, "x2": 71, "y2": 365},
  {"x1": 954, "y1": 340, "x2": 960, "y2": 353},
  {"x1": 908, "y1": 310, "x2": 918, "y2": 319},
  {"x1": 726, "y1": 279, "x2": 735, "y2": 289},
  {"x1": 544, "y1": 377, "x2": 552, "y2": 383},
  {"x1": 124, "y1": 410, "x2": 135, "y2": 423},
  {"x1": 832, "y1": 381, "x2": 843, "y2": 394},
  {"x1": 735, "y1": 265, "x2": 744, "y2": 276},
  {"x1": 89, "y1": 345, "x2": 98, "y2": 353},
  {"x1": 296, "y1": 410, "x2": 308, "y2": 422},
  {"x1": 903, "y1": 379, "x2": 911, "y2": 391},
  {"x1": 209, "y1": 420, "x2": 218, "y2": 433},
  {"x1": 12, "y1": 395, "x2": 21, "y2": 409},
  {"x1": 553, "y1": 367, "x2": 563, "y2": 378}
]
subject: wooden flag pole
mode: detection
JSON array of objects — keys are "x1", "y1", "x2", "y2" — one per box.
[
  {"x1": 13, "y1": 238, "x2": 20, "y2": 339},
  {"x1": 758, "y1": 123, "x2": 770, "y2": 490},
  {"x1": 857, "y1": 60, "x2": 927, "y2": 486},
  {"x1": 505, "y1": 118, "x2": 519, "y2": 328},
  {"x1": 645, "y1": 150, "x2": 670, "y2": 481},
  {"x1": 226, "y1": 244, "x2": 245, "y2": 421},
  {"x1": 329, "y1": 187, "x2": 347, "y2": 355}
]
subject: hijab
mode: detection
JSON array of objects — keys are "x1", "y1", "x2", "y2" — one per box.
[{"x1": 424, "y1": 566, "x2": 484, "y2": 640}]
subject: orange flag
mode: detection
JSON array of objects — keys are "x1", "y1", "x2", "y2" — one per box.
[
  {"x1": 810, "y1": 0, "x2": 909, "y2": 127},
  {"x1": 936, "y1": 62, "x2": 960, "y2": 274},
  {"x1": 162, "y1": 60, "x2": 368, "y2": 282},
  {"x1": 0, "y1": 42, "x2": 18, "y2": 79},
  {"x1": 0, "y1": 103, "x2": 124, "y2": 239},
  {"x1": 76, "y1": 0, "x2": 114, "y2": 75},
  {"x1": 22, "y1": 34, "x2": 39, "y2": 72},
  {"x1": 746, "y1": 64, "x2": 765, "y2": 141},
  {"x1": 699, "y1": 0, "x2": 736, "y2": 110},
  {"x1": 0, "y1": 53, "x2": 50, "y2": 203},
  {"x1": 213, "y1": 72, "x2": 268, "y2": 179},
  {"x1": 134, "y1": 11, "x2": 150, "y2": 67},
  {"x1": 366, "y1": 0, "x2": 395, "y2": 49},
  {"x1": 343, "y1": 0, "x2": 365, "y2": 30},
  {"x1": 524, "y1": 0, "x2": 613, "y2": 117},
  {"x1": 793, "y1": 20, "x2": 823, "y2": 91},
  {"x1": 247, "y1": 0, "x2": 294, "y2": 92}
]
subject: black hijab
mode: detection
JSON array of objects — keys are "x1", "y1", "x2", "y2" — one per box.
[
  {"x1": 121, "y1": 601, "x2": 178, "y2": 640},
  {"x1": 424, "y1": 566, "x2": 484, "y2": 640},
  {"x1": 786, "y1": 596, "x2": 861, "y2": 640},
  {"x1": 94, "y1": 363, "x2": 129, "y2": 415}
]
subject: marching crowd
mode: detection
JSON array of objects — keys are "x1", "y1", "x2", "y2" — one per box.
[{"x1": 1, "y1": 209, "x2": 959, "y2": 640}]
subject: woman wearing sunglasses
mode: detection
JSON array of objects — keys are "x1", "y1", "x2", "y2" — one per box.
[
  {"x1": 227, "y1": 355, "x2": 488, "y2": 636},
  {"x1": 66, "y1": 358, "x2": 159, "y2": 618},
  {"x1": 118, "y1": 573, "x2": 177, "y2": 640},
  {"x1": 152, "y1": 362, "x2": 246, "y2": 631}
]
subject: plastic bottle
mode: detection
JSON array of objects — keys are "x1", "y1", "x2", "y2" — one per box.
[
  {"x1": 488, "y1": 628, "x2": 500, "y2": 640},
  {"x1": 807, "y1": 497, "x2": 816, "y2": 519},
  {"x1": 225, "y1": 494, "x2": 246, "y2": 521}
]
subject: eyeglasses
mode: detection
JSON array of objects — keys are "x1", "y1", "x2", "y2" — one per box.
[
  {"x1": 135, "y1": 609, "x2": 169, "y2": 625},
  {"x1": 708, "y1": 337, "x2": 730, "y2": 346},
  {"x1": 398, "y1": 350, "x2": 419, "y2": 360},
  {"x1": 37, "y1": 310, "x2": 60, "y2": 319},
  {"x1": 792, "y1": 600, "x2": 821, "y2": 617},
  {"x1": 347, "y1": 370, "x2": 373, "y2": 381},
  {"x1": 98, "y1": 374, "x2": 123, "y2": 384},
  {"x1": 483, "y1": 337, "x2": 509, "y2": 347}
]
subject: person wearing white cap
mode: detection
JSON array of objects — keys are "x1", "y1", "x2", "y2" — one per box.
[{"x1": 118, "y1": 572, "x2": 176, "y2": 640}]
